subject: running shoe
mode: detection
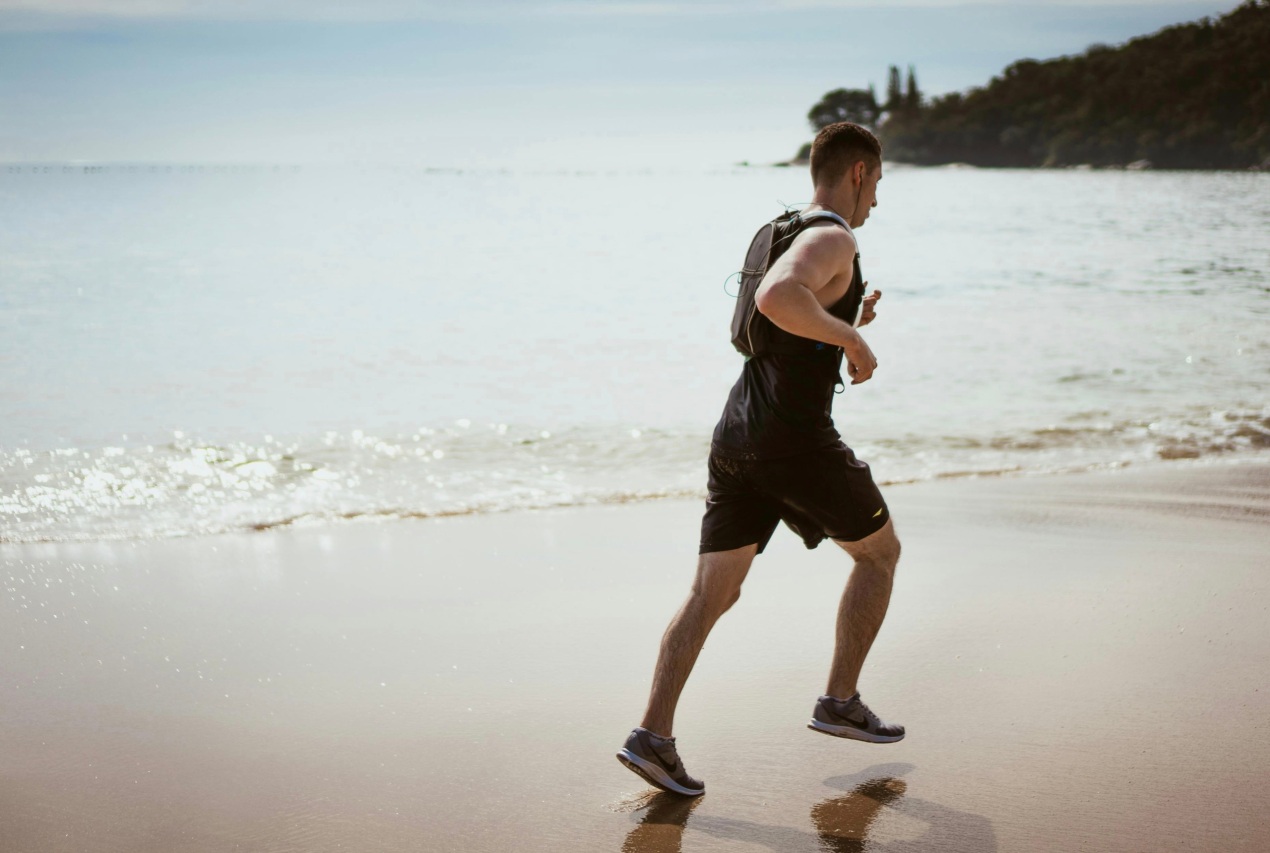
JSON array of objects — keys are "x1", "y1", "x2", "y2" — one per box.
[
  {"x1": 616, "y1": 728, "x2": 705, "y2": 796},
  {"x1": 807, "y1": 693, "x2": 905, "y2": 743}
]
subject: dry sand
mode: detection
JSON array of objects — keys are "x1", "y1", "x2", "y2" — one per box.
[{"x1": 1, "y1": 460, "x2": 1268, "y2": 852}]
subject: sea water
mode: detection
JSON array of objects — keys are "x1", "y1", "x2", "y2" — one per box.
[{"x1": 1, "y1": 163, "x2": 1267, "y2": 542}]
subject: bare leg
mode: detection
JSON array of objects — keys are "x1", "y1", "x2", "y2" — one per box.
[
  {"x1": 640, "y1": 544, "x2": 757, "y2": 737},
  {"x1": 826, "y1": 519, "x2": 901, "y2": 699}
]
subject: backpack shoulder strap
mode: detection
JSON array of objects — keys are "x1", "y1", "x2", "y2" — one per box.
[{"x1": 797, "y1": 210, "x2": 853, "y2": 236}]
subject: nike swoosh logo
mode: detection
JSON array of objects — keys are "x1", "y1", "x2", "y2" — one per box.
[{"x1": 872, "y1": 507, "x2": 884, "y2": 518}]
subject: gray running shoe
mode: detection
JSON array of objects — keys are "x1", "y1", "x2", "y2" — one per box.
[
  {"x1": 616, "y1": 728, "x2": 705, "y2": 796},
  {"x1": 808, "y1": 693, "x2": 905, "y2": 743}
]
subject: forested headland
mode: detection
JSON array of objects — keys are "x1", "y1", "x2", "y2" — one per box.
[{"x1": 796, "y1": 0, "x2": 1269, "y2": 170}]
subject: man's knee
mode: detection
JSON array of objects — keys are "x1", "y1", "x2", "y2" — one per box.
[
  {"x1": 719, "y1": 586, "x2": 743, "y2": 614},
  {"x1": 882, "y1": 533, "x2": 901, "y2": 568},
  {"x1": 870, "y1": 531, "x2": 901, "y2": 573},
  {"x1": 867, "y1": 542, "x2": 899, "y2": 575},
  {"x1": 835, "y1": 519, "x2": 901, "y2": 571},
  {"x1": 690, "y1": 573, "x2": 744, "y2": 616},
  {"x1": 691, "y1": 546, "x2": 754, "y2": 616}
]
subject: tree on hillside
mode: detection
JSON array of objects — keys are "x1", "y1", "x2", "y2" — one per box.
[
  {"x1": 858, "y1": 0, "x2": 1270, "y2": 168},
  {"x1": 885, "y1": 65, "x2": 903, "y2": 112},
  {"x1": 905, "y1": 65, "x2": 921, "y2": 111},
  {"x1": 807, "y1": 87, "x2": 881, "y2": 130}
]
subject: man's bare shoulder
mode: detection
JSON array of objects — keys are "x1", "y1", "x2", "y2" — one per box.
[
  {"x1": 758, "y1": 220, "x2": 858, "y2": 298},
  {"x1": 786, "y1": 221, "x2": 859, "y2": 267}
]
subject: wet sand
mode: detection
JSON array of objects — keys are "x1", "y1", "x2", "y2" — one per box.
[{"x1": 1, "y1": 460, "x2": 1268, "y2": 852}]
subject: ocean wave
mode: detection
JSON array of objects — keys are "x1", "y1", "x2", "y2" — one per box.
[
  {"x1": 0, "y1": 425, "x2": 709, "y2": 544},
  {"x1": 2, "y1": 407, "x2": 1267, "y2": 544}
]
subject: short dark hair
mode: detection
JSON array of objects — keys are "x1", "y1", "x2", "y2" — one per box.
[{"x1": 809, "y1": 122, "x2": 882, "y2": 188}]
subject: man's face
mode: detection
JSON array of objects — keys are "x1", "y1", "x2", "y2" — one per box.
[{"x1": 852, "y1": 163, "x2": 882, "y2": 228}]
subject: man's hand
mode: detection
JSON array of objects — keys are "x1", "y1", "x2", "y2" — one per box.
[
  {"x1": 844, "y1": 330, "x2": 878, "y2": 385},
  {"x1": 858, "y1": 288, "x2": 882, "y2": 326}
]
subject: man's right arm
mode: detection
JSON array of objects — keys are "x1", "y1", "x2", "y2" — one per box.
[{"x1": 753, "y1": 228, "x2": 878, "y2": 384}]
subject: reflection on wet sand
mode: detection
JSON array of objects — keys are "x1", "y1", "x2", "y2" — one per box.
[
  {"x1": 811, "y1": 777, "x2": 907, "y2": 852},
  {"x1": 816, "y1": 764, "x2": 998, "y2": 852},
  {"x1": 620, "y1": 792, "x2": 702, "y2": 853},
  {"x1": 636, "y1": 763, "x2": 997, "y2": 852}
]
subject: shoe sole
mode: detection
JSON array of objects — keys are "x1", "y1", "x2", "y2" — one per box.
[
  {"x1": 807, "y1": 719, "x2": 905, "y2": 743},
  {"x1": 615, "y1": 749, "x2": 704, "y2": 797}
]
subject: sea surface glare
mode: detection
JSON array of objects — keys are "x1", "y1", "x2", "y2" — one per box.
[{"x1": 1, "y1": 164, "x2": 1267, "y2": 542}]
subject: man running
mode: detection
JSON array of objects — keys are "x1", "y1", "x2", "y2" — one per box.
[{"x1": 617, "y1": 122, "x2": 903, "y2": 797}]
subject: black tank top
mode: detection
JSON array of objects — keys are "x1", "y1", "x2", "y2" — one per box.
[{"x1": 710, "y1": 253, "x2": 865, "y2": 460}]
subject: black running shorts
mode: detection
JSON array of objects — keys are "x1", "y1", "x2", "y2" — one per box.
[{"x1": 699, "y1": 442, "x2": 889, "y2": 555}]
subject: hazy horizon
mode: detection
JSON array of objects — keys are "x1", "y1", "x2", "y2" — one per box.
[{"x1": 0, "y1": 1, "x2": 1247, "y2": 168}]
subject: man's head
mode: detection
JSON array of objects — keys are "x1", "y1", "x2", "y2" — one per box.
[{"x1": 809, "y1": 122, "x2": 883, "y2": 228}]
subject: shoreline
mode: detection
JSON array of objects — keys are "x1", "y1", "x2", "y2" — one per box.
[{"x1": 5, "y1": 451, "x2": 1268, "y2": 547}]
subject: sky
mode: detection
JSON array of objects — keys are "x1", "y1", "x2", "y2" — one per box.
[{"x1": 0, "y1": 0, "x2": 1246, "y2": 168}]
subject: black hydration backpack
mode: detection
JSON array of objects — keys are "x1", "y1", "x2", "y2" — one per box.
[{"x1": 729, "y1": 208, "x2": 853, "y2": 358}]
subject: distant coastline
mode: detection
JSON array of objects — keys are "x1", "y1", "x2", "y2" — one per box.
[
  {"x1": 765, "y1": 158, "x2": 1204, "y2": 172},
  {"x1": 789, "y1": 0, "x2": 1269, "y2": 171}
]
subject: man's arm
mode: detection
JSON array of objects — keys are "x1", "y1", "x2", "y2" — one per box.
[{"x1": 754, "y1": 227, "x2": 878, "y2": 384}]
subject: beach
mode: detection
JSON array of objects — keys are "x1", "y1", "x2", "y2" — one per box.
[
  {"x1": 4, "y1": 5, "x2": 1270, "y2": 850},
  {"x1": 2, "y1": 459, "x2": 1267, "y2": 852}
]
